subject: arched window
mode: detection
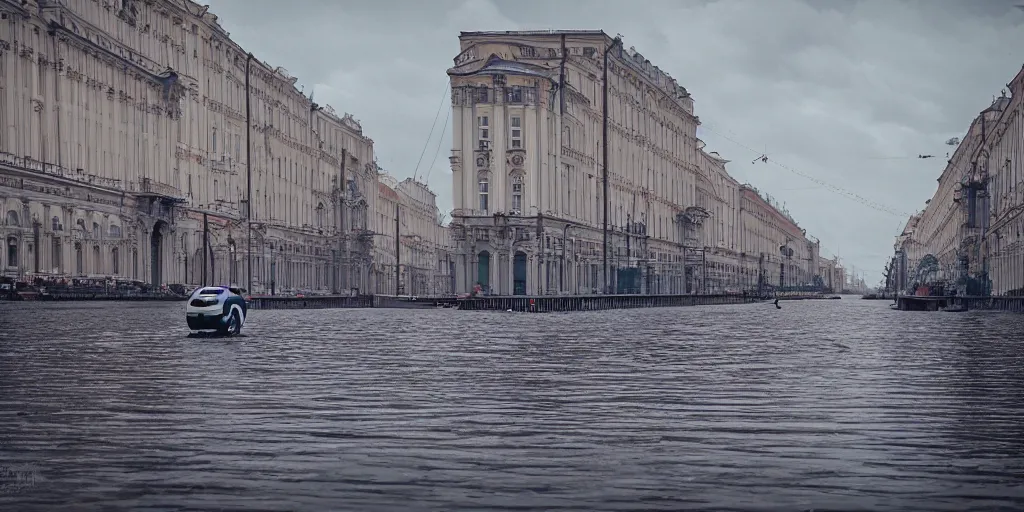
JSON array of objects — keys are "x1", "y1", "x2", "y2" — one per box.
[
  {"x1": 316, "y1": 202, "x2": 325, "y2": 228},
  {"x1": 109, "y1": 225, "x2": 121, "y2": 238},
  {"x1": 92, "y1": 222, "x2": 100, "y2": 239},
  {"x1": 112, "y1": 247, "x2": 120, "y2": 275},
  {"x1": 93, "y1": 245, "x2": 101, "y2": 274},
  {"x1": 51, "y1": 216, "x2": 61, "y2": 231},
  {"x1": 5, "y1": 210, "x2": 18, "y2": 227}
]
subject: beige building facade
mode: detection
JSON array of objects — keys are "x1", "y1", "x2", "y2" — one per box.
[
  {"x1": 892, "y1": 87, "x2": 1012, "y2": 295},
  {"x1": 737, "y1": 184, "x2": 821, "y2": 293},
  {"x1": 372, "y1": 173, "x2": 452, "y2": 296},
  {"x1": 445, "y1": 30, "x2": 826, "y2": 296},
  {"x1": 983, "y1": 66, "x2": 1024, "y2": 296},
  {"x1": 0, "y1": 0, "x2": 378, "y2": 294}
]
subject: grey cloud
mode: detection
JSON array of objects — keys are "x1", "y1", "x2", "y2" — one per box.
[{"x1": 202, "y1": 0, "x2": 1024, "y2": 285}]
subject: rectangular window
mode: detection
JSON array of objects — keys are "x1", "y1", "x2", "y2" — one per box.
[
  {"x1": 478, "y1": 116, "x2": 489, "y2": 142},
  {"x1": 507, "y1": 86, "x2": 523, "y2": 103},
  {"x1": 478, "y1": 179, "x2": 489, "y2": 212},
  {"x1": 512, "y1": 182, "x2": 523, "y2": 212},
  {"x1": 510, "y1": 116, "x2": 522, "y2": 149}
]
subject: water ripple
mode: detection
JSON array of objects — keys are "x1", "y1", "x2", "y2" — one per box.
[{"x1": 2, "y1": 298, "x2": 1024, "y2": 510}]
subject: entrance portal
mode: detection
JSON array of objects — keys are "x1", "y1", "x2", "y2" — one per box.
[{"x1": 513, "y1": 251, "x2": 527, "y2": 295}]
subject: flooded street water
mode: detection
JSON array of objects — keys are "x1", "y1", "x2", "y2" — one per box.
[{"x1": 2, "y1": 297, "x2": 1023, "y2": 511}]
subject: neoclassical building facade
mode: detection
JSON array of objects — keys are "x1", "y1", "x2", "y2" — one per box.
[
  {"x1": 446, "y1": 30, "x2": 825, "y2": 296},
  {"x1": 447, "y1": 30, "x2": 702, "y2": 295},
  {"x1": 0, "y1": 0, "x2": 377, "y2": 294},
  {"x1": 371, "y1": 173, "x2": 452, "y2": 296},
  {"x1": 892, "y1": 90, "x2": 1010, "y2": 295},
  {"x1": 983, "y1": 66, "x2": 1024, "y2": 296}
]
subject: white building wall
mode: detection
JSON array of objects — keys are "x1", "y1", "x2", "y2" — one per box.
[
  {"x1": 445, "y1": 30, "x2": 824, "y2": 296},
  {"x1": 0, "y1": 0, "x2": 378, "y2": 295},
  {"x1": 985, "y1": 66, "x2": 1024, "y2": 296}
]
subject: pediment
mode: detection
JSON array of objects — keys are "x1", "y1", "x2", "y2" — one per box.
[{"x1": 448, "y1": 53, "x2": 555, "y2": 81}]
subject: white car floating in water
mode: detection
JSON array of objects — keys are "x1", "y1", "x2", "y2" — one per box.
[{"x1": 185, "y1": 286, "x2": 248, "y2": 336}]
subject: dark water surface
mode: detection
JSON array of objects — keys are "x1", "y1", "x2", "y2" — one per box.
[{"x1": 2, "y1": 298, "x2": 1024, "y2": 511}]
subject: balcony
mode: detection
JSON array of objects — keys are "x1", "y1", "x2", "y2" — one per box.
[
  {"x1": 210, "y1": 158, "x2": 233, "y2": 174},
  {"x1": 678, "y1": 206, "x2": 710, "y2": 226},
  {"x1": 136, "y1": 178, "x2": 185, "y2": 203}
]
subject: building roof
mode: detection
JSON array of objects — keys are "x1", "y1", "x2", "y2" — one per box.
[
  {"x1": 378, "y1": 182, "x2": 399, "y2": 202},
  {"x1": 448, "y1": 54, "x2": 555, "y2": 81},
  {"x1": 460, "y1": 30, "x2": 608, "y2": 38}
]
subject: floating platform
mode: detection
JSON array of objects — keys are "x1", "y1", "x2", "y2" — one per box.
[
  {"x1": 247, "y1": 295, "x2": 461, "y2": 310},
  {"x1": 456, "y1": 293, "x2": 759, "y2": 312},
  {"x1": 893, "y1": 295, "x2": 1024, "y2": 313},
  {"x1": 896, "y1": 296, "x2": 951, "y2": 311}
]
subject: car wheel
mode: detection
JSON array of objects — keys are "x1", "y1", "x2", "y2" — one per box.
[{"x1": 221, "y1": 310, "x2": 241, "y2": 336}]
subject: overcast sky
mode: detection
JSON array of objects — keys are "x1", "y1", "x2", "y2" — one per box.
[{"x1": 204, "y1": 0, "x2": 1024, "y2": 285}]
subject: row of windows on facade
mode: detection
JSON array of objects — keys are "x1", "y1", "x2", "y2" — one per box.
[
  {"x1": 477, "y1": 116, "x2": 524, "y2": 150},
  {"x1": 3, "y1": 236, "x2": 129, "y2": 275},
  {"x1": 477, "y1": 176, "x2": 524, "y2": 213},
  {"x1": 5, "y1": 211, "x2": 122, "y2": 238},
  {"x1": 463, "y1": 86, "x2": 536, "y2": 106}
]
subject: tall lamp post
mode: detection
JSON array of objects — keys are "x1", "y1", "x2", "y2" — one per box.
[
  {"x1": 602, "y1": 34, "x2": 622, "y2": 294},
  {"x1": 269, "y1": 243, "x2": 276, "y2": 296}
]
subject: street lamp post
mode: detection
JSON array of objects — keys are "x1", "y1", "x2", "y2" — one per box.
[
  {"x1": 602, "y1": 34, "x2": 622, "y2": 295},
  {"x1": 269, "y1": 243, "x2": 276, "y2": 296}
]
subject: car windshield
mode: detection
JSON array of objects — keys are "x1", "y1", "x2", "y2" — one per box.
[{"x1": 198, "y1": 288, "x2": 225, "y2": 295}]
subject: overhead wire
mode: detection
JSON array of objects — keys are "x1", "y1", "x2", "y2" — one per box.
[
  {"x1": 699, "y1": 122, "x2": 916, "y2": 218},
  {"x1": 424, "y1": 94, "x2": 452, "y2": 183},
  {"x1": 412, "y1": 79, "x2": 451, "y2": 181}
]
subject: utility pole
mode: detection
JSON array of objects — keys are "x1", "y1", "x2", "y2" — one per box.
[
  {"x1": 244, "y1": 52, "x2": 253, "y2": 294},
  {"x1": 202, "y1": 212, "x2": 209, "y2": 285},
  {"x1": 394, "y1": 202, "x2": 400, "y2": 296},
  {"x1": 338, "y1": 149, "x2": 347, "y2": 295},
  {"x1": 701, "y1": 247, "x2": 707, "y2": 294},
  {"x1": 602, "y1": 34, "x2": 622, "y2": 295}
]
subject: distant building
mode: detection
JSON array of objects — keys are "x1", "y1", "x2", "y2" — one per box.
[{"x1": 372, "y1": 174, "x2": 452, "y2": 295}]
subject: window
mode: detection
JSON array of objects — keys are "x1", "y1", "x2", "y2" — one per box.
[
  {"x1": 511, "y1": 177, "x2": 523, "y2": 213},
  {"x1": 75, "y1": 243, "x2": 83, "y2": 274},
  {"x1": 477, "y1": 116, "x2": 489, "y2": 142},
  {"x1": 510, "y1": 116, "x2": 522, "y2": 149},
  {"x1": 507, "y1": 86, "x2": 523, "y2": 103},
  {"x1": 51, "y1": 236, "x2": 61, "y2": 271},
  {"x1": 212, "y1": 126, "x2": 217, "y2": 154},
  {"x1": 6, "y1": 237, "x2": 17, "y2": 268},
  {"x1": 51, "y1": 216, "x2": 60, "y2": 231},
  {"x1": 478, "y1": 178, "x2": 489, "y2": 212},
  {"x1": 112, "y1": 248, "x2": 119, "y2": 275}
]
